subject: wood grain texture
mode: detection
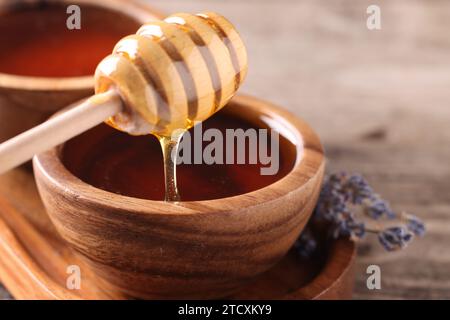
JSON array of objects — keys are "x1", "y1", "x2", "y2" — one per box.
[
  {"x1": 32, "y1": 95, "x2": 324, "y2": 299},
  {"x1": 1, "y1": 0, "x2": 448, "y2": 300},
  {"x1": 0, "y1": 166, "x2": 355, "y2": 299},
  {"x1": 144, "y1": 0, "x2": 450, "y2": 299},
  {"x1": 0, "y1": 97, "x2": 348, "y2": 299}
]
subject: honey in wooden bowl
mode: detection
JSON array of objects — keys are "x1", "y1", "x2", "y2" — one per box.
[
  {"x1": 0, "y1": 0, "x2": 160, "y2": 142},
  {"x1": 33, "y1": 95, "x2": 325, "y2": 299},
  {"x1": 62, "y1": 105, "x2": 297, "y2": 201},
  {"x1": 0, "y1": 2, "x2": 141, "y2": 77}
]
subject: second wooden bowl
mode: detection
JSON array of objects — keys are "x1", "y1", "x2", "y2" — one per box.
[
  {"x1": 33, "y1": 95, "x2": 325, "y2": 299},
  {"x1": 0, "y1": 0, "x2": 161, "y2": 142}
]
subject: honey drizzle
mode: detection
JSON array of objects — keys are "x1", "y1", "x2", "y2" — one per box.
[{"x1": 157, "y1": 132, "x2": 185, "y2": 202}]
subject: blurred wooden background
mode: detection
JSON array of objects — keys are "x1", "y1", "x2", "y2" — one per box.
[
  {"x1": 1, "y1": 0, "x2": 449, "y2": 299},
  {"x1": 142, "y1": 0, "x2": 450, "y2": 299}
]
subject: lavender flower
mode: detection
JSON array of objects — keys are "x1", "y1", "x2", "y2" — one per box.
[
  {"x1": 330, "y1": 214, "x2": 366, "y2": 239},
  {"x1": 294, "y1": 230, "x2": 317, "y2": 258},
  {"x1": 405, "y1": 215, "x2": 426, "y2": 237},
  {"x1": 344, "y1": 174, "x2": 373, "y2": 204},
  {"x1": 378, "y1": 227, "x2": 413, "y2": 251},
  {"x1": 294, "y1": 172, "x2": 425, "y2": 256},
  {"x1": 364, "y1": 197, "x2": 396, "y2": 220},
  {"x1": 347, "y1": 219, "x2": 366, "y2": 238}
]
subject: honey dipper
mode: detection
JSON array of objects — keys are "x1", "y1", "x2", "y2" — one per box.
[{"x1": 0, "y1": 12, "x2": 247, "y2": 175}]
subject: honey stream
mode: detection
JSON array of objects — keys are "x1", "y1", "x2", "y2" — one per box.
[{"x1": 157, "y1": 133, "x2": 185, "y2": 202}]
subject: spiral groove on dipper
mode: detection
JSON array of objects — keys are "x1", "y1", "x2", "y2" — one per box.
[{"x1": 95, "y1": 12, "x2": 248, "y2": 136}]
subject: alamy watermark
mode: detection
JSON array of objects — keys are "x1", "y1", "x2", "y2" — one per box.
[
  {"x1": 66, "y1": 265, "x2": 81, "y2": 290},
  {"x1": 367, "y1": 5, "x2": 381, "y2": 30},
  {"x1": 66, "y1": 5, "x2": 81, "y2": 30},
  {"x1": 170, "y1": 121, "x2": 281, "y2": 176},
  {"x1": 366, "y1": 264, "x2": 381, "y2": 290}
]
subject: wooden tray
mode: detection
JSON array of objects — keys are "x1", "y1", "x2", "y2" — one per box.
[{"x1": 0, "y1": 167, "x2": 356, "y2": 300}]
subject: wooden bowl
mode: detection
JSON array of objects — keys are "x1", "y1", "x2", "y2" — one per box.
[
  {"x1": 0, "y1": 168, "x2": 356, "y2": 300},
  {"x1": 33, "y1": 95, "x2": 325, "y2": 299},
  {"x1": 0, "y1": 0, "x2": 162, "y2": 142}
]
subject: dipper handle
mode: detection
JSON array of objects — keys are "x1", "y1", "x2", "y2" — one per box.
[{"x1": 0, "y1": 91, "x2": 121, "y2": 175}]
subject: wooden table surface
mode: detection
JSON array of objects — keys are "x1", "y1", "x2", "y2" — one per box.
[{"x1": 1, "y1": 0, "x2": 449, "y2": 299}]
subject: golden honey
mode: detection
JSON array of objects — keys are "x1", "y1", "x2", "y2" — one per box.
[
  {"x1": 0, "y1": 3, "x2": 139, "y2": 77},
  {"x1": 62, "y1": 110, "x2": 296, "y2": 201}
]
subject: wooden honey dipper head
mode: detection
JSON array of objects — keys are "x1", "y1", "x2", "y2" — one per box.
[{"x1": 95, "y1": 12, "x2": 248, "y2": 136}]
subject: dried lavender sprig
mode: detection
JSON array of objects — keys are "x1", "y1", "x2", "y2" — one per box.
[
  {"x1": 294, "y1": 229, "x2": 317, "y2": 258},
  {"x1": 378, "y1": 226, "x2": 413, "y2": 251},
  {"x1": 344, "y1": 174, "x2": 374, "y2": 204},
  {"x1": 363, "y1": 197, "x2": 396, "y2": 220},
  {"x1": 402, "y1": 213, "x2": 426, "y2": 237},
  {"x1": 295, "y1": 172, "x2": 425, "y2": 256}
]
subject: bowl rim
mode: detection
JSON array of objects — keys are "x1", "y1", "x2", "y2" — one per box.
[
  {"x1": 33, "y1": 94, "x2": 325, "y2": 215},
  {"x1": 0, "y1": 0, "x2": 163, "y2": 91}
]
